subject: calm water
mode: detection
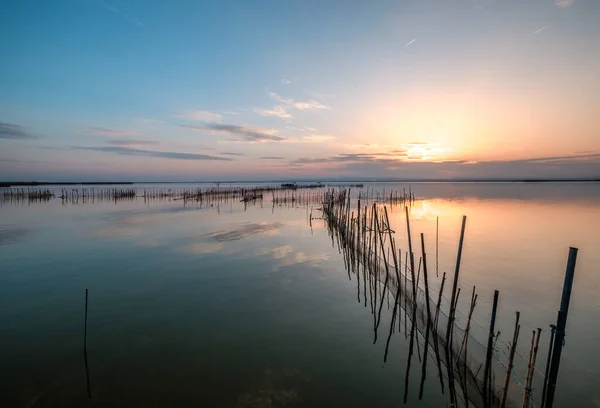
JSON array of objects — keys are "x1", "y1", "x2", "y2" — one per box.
[{"x1": 0, "y1": 182, "x2": 598, "y2": 407}]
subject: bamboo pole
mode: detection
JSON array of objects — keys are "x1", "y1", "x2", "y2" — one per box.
[
  {"x1": 544, "y1": 247, "x2": 578, "y2": 408},
  {"x1": 405, "y1": 206, "x2": 417, "y2": 300},
  {"x1": 418, "y1": 233, "x2": 434, "y2": 400},
  {"x1": 483, "y1": 290, "x2": 500, "y2": 408},
  {"x1": 501, "y1": 311, "x2": 521, "y2": 408},
  {"x1": 523, "y1": 328, "x2": 541, "y2": 408}
]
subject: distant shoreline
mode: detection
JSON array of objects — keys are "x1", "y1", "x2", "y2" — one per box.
[{"x1": 1, "y1": 179, "x2": 599, "y2": 187}]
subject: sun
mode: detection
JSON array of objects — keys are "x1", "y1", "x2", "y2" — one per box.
[{"x1": 404, "y1": 142, "x2": 447, "y2": 161}]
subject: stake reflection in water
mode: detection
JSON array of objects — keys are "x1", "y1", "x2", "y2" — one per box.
[{"x1": 320, "y1": 188, "x2": 572, "y2": 408}]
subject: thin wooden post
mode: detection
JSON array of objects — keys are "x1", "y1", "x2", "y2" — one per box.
[
  {"x1": 544, "y1": 247, "x2": 578, "y2": 407},
  {"x1": 418, "y1": 233, "x2": 434, "y2": 400},
  {"x1": 446, "y1": 216, "x2": 467, "y2": 349},
  {"x1": 433, "y1": 272, "x2": 447, "y2": 394},
  {"x1": 483, "y1": 290, "x2": 500, "y2": 408},
  {"x1": 501, "y1": 311, "x2": 521, "y2": 408},
  {"x1": 523, "y1": 328, "x2": 542, "y2": 408},
  {"x1": 405, "y1": 206, "x2": 416, "y2": 299},
  {"x1": 541, "y1": 324, "x2": 556, "y2": 408},
  {"x1": 434, "y1": 272, "x2": 447, "y2": 329}
]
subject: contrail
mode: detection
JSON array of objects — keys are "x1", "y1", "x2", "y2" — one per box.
[
  {"x1": 405, "y1": 38, "x2": 417, "y2": 47},
  {"x1": 533, "y1": 26, "x2": 549, "y2": 34}
]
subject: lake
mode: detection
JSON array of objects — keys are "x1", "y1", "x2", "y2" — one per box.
[{"x1": 0, "y1": 182, "x2": 598, "y2": 407}]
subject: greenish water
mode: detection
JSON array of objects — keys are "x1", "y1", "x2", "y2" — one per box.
[{"x1": 1, "y1": 182, "x2": 599, "y2": 407}]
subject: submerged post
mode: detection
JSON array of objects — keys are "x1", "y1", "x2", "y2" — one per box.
[{"x1": 544, "y1": 247, "x2": 578, "y2": 408}]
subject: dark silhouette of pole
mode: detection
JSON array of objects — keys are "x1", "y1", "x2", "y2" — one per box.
[
  {"x1": 544, "y1": 247, "x2": 578, "y2": 407},
  {"x1": 483, "y1": 290, "x2": 499, "y2": 408}
]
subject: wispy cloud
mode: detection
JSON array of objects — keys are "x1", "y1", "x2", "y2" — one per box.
[
  {"x1": 347, "y1": 143, "x2": 393, "y2": 150},
  {"x1": 107, "y1": 139, "x2": 158, "y2": 146},
  {"x1": 78, "y1": 127, "x2": 138, "y2": 137},
  {"x1": 555, "y1": 0, "x2": 574, "y2": 7},
  {"x1": 255, "y1": 106, "x2": 292, "y2": 118},
  {"x1": 0, "y1": 121, "x2": 37, "y2": 140},
  {"x1": 180, "y1": 123, "x2": 284, "y2": 142},
  {"x1": 281, "y1": 77, "x2": 291, "y2": 85},
  {"x1": 220, "y1": 152, "x2": 245, "y2": 156},
  {"x1": 269, "y1": 93, "x2": 330, "y2": 111},
  {"x1": 282, "y1": 134, "x2": 336, "y2": 144},
  {"x1": 285, "y1": 126, "x2": 317, "y2": 132},
  {"x1": 72, "y1": 146, "x2": 232, "y2": 161},
  {"x1": 260, "y1": 156, "x2": 284, "y2": 160},
  {"x1": 299, "y1": 134, "x2": 336, "y2": 143},
  {"x1": 177, "y1": 110, "x2": 223, "y2": 122},
  {"x1": 405, "y1": 38, "x2": 417, "y2": 47},
  {"x1": 101, "y1": 1, "x2": 145, "y2": 27},
  {"x1": 533, "y1": 26, "x2": 549, "y2": 34},
  {"x1": 290, "y1": 151, "x2": 409, "y2": 166}
]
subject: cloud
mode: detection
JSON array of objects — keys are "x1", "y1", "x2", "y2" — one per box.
[
  {"x1": 285, "y1": 151, "x2": 600, "y2": 180},
  {"x1": 299, "y1": 134, "x2": 336, "y2": 143},
  {"x1": 255, "y1": 106, "x2": 292, "y2": 118},
  {"x1": 290, "y1": 152, "x2": 408, "y2": 166},
  {"x1": 78, "y1": 127, "x2": 138, "y2": 137},
  {"x1": 180, "y1": 123, "x2": 284, "y2": 142},
  {"x1": 281, "y1": 77, "x2": 291, "y2": 85},
  {"x1": 107, "y1": 139, "x2": 158, "y2": 146},
  {"x1": 405, "y1": 38, "x2": 417, "y2": 47},
  {"x1": 281, "y1": 134, "x2": 336, "y2": 144},
  {"x1": 72, "y1": 146, "x2": 232, "y2": 161},
  {"x1": 533, "y1": 26, "x2": 549, "y2": 34},
  {"x1": 177, "y1": 110, "x2": 223, "y2": 122},
  {"x1": 101, "y1": 1, "x2": 145, "y2": 26},
  {"x1": 220, "y1": 152, "x2": 245, "y2": 156},
  {"x1": 347, "y1": 143, "x2": 393, "y2": 149},
  {"x1": 0, "y1": 121, "x2": 37, "y2": 140},
  {"x1": 555, "y1": 0, "x2": 573, "y2": 7},
  {"x1": 285, "y1": 126, "x2": 317, "y2": 132},
  {"x1": 269, "y1": 93, "x2": 330, "y2": 111},
  {"x1": 260, "y1": 156, "x2": 284, "y2": 160}
]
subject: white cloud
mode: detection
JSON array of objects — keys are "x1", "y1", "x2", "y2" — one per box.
[
  {"x1": 269, "y1": 93, "x2": 330, "y2": 111},
  {"x1": 255, "y1": 106, "x2": 292, "y2": 118},
  {"x1": 555, "y1": 0, "x2": 573, "y2": 7},
  {"x1": 177, "y1": 110, "x2": 223, "y2": 122},
  {"x1": 281, "y1": 77, "x2": 291, "y2": 84}
]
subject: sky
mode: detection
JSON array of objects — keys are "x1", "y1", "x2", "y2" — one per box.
[{"x1": 1, "y1": 0, "x2": 599, "y2": 181}]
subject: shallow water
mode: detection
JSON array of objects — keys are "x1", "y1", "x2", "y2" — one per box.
[{"x1": 0, "y1": 182, "x2": 598, "y2": 407}]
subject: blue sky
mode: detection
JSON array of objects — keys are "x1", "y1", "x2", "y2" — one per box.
[{"x1": 1, "y1": 0, "x2": 599, "y2": 181}]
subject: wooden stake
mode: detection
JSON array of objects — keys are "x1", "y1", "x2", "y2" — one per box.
[
  {"x1": 483, "y1": 290, "x2": 500, "y2": 408},
  {"x1": 501, "y1": 311, "x2": 521, "y2": 408}
]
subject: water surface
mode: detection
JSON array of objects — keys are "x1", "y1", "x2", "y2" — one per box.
[{"x1": 0, "y1": 182, "x2": 598, "y2": 407}]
